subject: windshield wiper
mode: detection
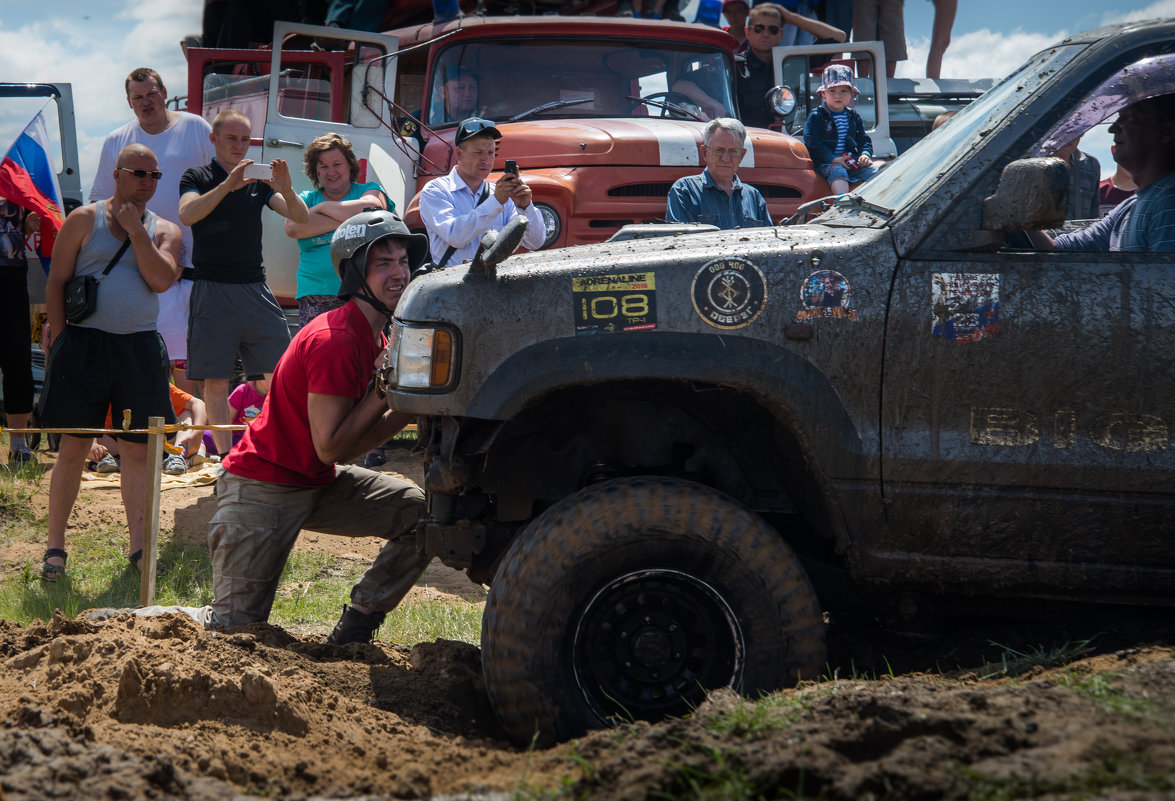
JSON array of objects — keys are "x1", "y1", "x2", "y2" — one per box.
[
  {"x1": 507, "y1": 97, "x2": 595, "y2": 123},
  {"x1": 783, "y1": 192, "x2": 891, "y2": 225},
  {"x1": 625, "y1": 95, "x2": 705, "y2": 122}
]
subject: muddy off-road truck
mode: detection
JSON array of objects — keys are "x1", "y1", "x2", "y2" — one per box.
[{"x1": 382, "y1": 19, "x2": 1175, "y2": 744}]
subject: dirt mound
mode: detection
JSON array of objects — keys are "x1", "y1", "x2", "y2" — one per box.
[
  {"x1": 5, "y1": 450, "x2": 1175, "y2": 799},
  {"x1": 2, "y1": 607, "x2": 1174, "y2": 801},
  {"x1": 0, "y1": 611, "x2": 550, "y2": 800},
  {"x1": 571, "y1": 648, "x2": 1175, "y2": 800}
]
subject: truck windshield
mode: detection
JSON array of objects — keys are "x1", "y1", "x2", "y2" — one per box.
[
  {"x1": 426, "y1": 38, "x2": 736, "y2": 127},
  {"x1": 848, "y1": 44, "x2": 1083, "y2": 213}
]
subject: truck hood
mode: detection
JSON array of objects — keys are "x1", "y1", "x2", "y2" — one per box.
[
  {"x1": 493, "y1": 118, "x2": 810, "y2": 170},
  {"x1": 391, "y1": 222, "x2": 897, "y2": 420},
  {"x1": 397, "y1": 222, "x2": 890, "y2": 323}
]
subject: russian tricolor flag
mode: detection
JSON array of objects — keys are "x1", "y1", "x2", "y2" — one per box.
[{"x1": 0, "y1": 107, "x2": 65, "y2": 272}]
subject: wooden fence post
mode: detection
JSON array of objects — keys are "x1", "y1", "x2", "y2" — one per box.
[{"x1": 140, "y1": 415, "x2": 165, "y2": 607}]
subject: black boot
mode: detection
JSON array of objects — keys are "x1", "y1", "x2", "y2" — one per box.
[{"x1": 324, "y1": 604, "x2": 387, "y2": 645}]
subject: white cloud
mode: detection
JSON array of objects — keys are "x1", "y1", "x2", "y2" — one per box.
[
  {"x1": 0, "y1": 0, "x2": 199, "y2": 198},
  {"x1": 1102, "y1": 0, "x2": 1175, "y2": 23},
  {"x1": 897, "y1": 28, "x2": 1066, "y2": 81}
]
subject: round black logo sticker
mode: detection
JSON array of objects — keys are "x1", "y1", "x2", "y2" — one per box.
[{"x1": 691, "y1": 257, "x2": 767, "y2": 330}]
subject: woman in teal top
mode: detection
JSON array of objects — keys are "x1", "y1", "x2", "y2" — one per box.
[{"x1": 284, "y1": 132, "x2": 389, "y2": 326}]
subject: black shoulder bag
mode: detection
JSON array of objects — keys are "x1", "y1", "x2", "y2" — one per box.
[{"x1": 63, "y1": 228, "x2": 135, "y2": 324}]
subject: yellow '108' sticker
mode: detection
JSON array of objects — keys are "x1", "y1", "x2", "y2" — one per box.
[{"x1": 573, "y1": 272, "x2": 657, "y2": 334}]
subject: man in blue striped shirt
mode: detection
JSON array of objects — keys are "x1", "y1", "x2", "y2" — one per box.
[
  {"x1": 1036, "y1": 95, "x2": 1175, "y2": 253},
  {"x1": 666, "y1": 118, "x2": 771, "y2": 230}
]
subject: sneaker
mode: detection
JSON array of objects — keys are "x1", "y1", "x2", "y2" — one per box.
[
  {"x1": 8, "y1": 445, "x2": 35, "y2": 467},
  {"x1": 324, "y1": 604, "x2": 387, "y2": 645},
  {"x1": 363, "y1": 449, "x2": 387, "y2": 468},
  {"x1": 162, "y1": 453, "x2": 188, "y2": 475},
  {"x1": 94, "y1": 454, "x2": 120, "y2": 474}
]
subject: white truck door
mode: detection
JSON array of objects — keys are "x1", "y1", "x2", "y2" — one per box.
[
  {"x1": 773, "y1": 41, "x2": 896, "y2": 158},
  {"x1": 261, "y1": 21, "x2": 413, "y2": 303}
]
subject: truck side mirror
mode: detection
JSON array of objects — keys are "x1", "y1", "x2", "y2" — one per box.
[
  {"x1": 469, "y1": 214, "x2": 529, "y2": 277},
  {"x1": 982, "y1": 157, "x2": 1069, "y2": 232}
]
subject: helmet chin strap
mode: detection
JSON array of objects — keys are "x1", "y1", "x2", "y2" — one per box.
[{"x1": 352, "y1": 283, "x2": 394, "y2": 320}]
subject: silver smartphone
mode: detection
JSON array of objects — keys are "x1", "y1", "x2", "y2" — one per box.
[{"x1": 243, "y1": 162, "x2": 272, "y2": 180}]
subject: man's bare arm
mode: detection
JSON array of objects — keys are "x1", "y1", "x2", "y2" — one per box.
[
  {"x1": 120, "y1": 205, "x2": 181, "y2": 292},
  {"x1": 265, "y1": 158, "x2": 309, "y2": 223},
  {"x1": 179, "y1": 160, "x2": 253, "y2": 225},
  {"x1": 784, "y1": 8, "x2": 846, "y2": 42},
  {"x1": 307, "y1": 390, "x2": 412, "y2": 465}
]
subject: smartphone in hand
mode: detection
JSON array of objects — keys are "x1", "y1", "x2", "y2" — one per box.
[
  {"x1": 243, "y1": 163, "x2": 273, "y2": 180},
  {"x1": 504, "y1": 159, "x2": 518, "y2": 175}
]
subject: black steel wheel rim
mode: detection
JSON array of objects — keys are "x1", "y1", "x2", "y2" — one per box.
[{"x1": 572, "y1": 569, "x2": 744, "y2": 723}]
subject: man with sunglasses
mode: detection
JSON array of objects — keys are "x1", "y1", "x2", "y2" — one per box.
[
  {"x1": 38, "y1": 144, "x2": 183, "y2": 582},
  {"x1": 736, "y1": 3, "x2": 845, "y2": 129},
  {"x1": 90, "y1": 67, "x2": 214, "y2": 396},
  {"x1": 666, "y1": 118, "x2": 770, "y2": 230}
]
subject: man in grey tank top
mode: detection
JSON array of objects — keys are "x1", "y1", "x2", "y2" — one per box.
[{"x1": 37, "y1": 143, "x2": 183, "y2": 582}]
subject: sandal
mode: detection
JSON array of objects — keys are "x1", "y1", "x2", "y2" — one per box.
[
  {"x1": 42, "y1": 548, "x2": 67, "y2": 582},
  {"x1": 129, "y1": 549, "x2": 168, "y2": 576}
]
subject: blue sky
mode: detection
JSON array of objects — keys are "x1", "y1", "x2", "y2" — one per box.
[{"x1": 2, "y1": 0, "x2": 1174, "y2": 194}]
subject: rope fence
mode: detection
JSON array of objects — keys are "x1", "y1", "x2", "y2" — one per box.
[
  {"x1": 2, "y1": 415, "x2": 245, "y2": 607},
  {"x1": 4, "y1": 414, "x2": 419, "y2": 607}
]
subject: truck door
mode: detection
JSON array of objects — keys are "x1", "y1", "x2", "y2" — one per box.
[
  {"x1": 258, "y1": 22, "x2": 413, "y2": 302},
  {"x1": 773, "y1": 41, "x2": 896, "y2": 158},
  {"x1": 188, "y1": 23, "x2": 411, "y2": 304},
  {"x1": 880, "y1": 49, "x2": 1175, "y2": 596}
]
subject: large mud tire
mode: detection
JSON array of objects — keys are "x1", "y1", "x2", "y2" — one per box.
[{"x1": 481, "y1": 476, "x2": 826, "y2": 745}]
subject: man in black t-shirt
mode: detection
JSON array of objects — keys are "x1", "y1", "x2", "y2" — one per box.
[{"x1": 179, "y1": 109, "x2": 308, "y2": 456}]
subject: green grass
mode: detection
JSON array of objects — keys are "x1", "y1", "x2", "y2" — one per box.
[
  {"x1": 953, "y1": 750, "x2": 1175, "y2": 800},
  {"x1": 0, "y1": 462, "x2": 483, "y2": 647},
  {"x1": 1055, "y1": 669, "x2": 1157, "y2": 716},
  {"x1": 384, "y1": 593, "x2": 484, "y2": 646},
  {"x1": 977, "y1": 637, "x2": 1098, "y2": 679},
  {"x1": 704, "y1": 688, "x2": 819, "y2": 738},
  {"x1": 0, "y1": 458, "x2": 46, "y2": 519}
]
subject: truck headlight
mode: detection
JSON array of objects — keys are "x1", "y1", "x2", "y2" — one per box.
[
  {"x1": 534, "y1": 202, "x2": 561, "y2": 248},
  {"x1": 387, "y1": 321, "x2": 458, "y2": 390}
]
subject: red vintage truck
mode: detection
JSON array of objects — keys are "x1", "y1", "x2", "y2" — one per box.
[{"x1": 183, "y1": 14, "x2": 826, "y2": 301}]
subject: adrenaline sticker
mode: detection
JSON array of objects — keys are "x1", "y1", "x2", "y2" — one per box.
[
  {"x1": 573, "y1": 272, "x2": 657, "y2": 334},
  {"x1": 796, "y1": 269, "x2": 858, "y2": 321},
  {"x1": 931, "y1": 273, "x2": 999, "y2": 343},
  {"x1": 691, "y1": 257, "x2": 767, "y2": 329}
]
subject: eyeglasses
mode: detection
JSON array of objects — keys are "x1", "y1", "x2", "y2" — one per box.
[
  {"x1": 118, "y1": 167, "x2": 163, "y2": 180},
  {"x1": 128, "y1": 89, "x2": 163, "y2": 106},
  {"x1": 708, "y1": 147, "x2": 743, "y2": 160},
  {"x1": 751, "y1": 24, "x2": 781, "y2": 34}
]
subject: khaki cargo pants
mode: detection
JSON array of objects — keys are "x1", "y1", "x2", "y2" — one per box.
[{"x1": 208, "y1": 465, "x2": 429, "y2": 629}]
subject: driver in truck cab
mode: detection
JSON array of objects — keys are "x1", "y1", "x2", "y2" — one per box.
[
  {"x1": 439, "y1": 66, "x2": 481, "y2": 123},
  {"x1": 1031, "y1": 95, "x2": 1175, "y2": 253},
  {"x1": 401, "y1": 66, "x2": 483, "y2": 153}
]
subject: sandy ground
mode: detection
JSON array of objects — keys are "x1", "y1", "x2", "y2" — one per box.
[{"x1": 2, "y1": 448, "x2": 1174, "y2": 800}]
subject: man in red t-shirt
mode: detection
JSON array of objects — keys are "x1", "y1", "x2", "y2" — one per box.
[{"x1": 209, "y1": 210, "x2": 430, "y2": 643}]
